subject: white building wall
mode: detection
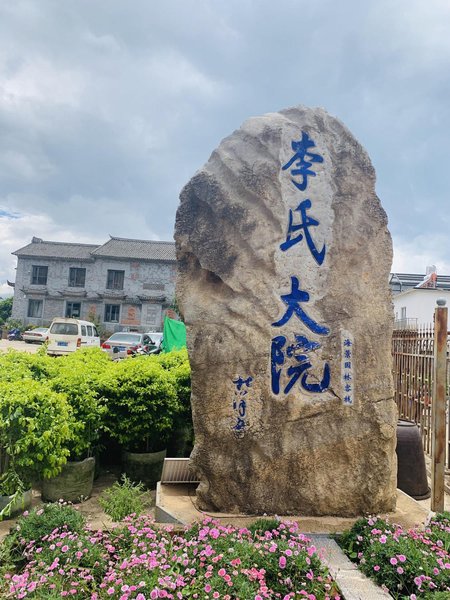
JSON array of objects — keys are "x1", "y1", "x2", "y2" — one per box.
[{"x1": 393, "y1": 289, "x2": 450, "y2": 327}]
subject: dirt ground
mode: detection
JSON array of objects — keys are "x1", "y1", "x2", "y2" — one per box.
[
  {"x1": 0, "y1": 339, "x2": 42, "y2": 354},
  {"x1": 0, "y1": 469, "x2": 156, "y2": 541}
]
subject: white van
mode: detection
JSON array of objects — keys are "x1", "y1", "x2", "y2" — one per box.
[{"x1": 47, "y1": 318, "x2": 100, "y2": 356}]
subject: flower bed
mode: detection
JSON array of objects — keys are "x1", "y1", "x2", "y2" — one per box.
[
  {"x1": 337, "y1": 512, "x2": 450, "y2": 599},
  {"x1": 0, "y1": 505, "x2": 341, "y2": 599}
]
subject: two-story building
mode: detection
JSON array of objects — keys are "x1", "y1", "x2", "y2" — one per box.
[{"x1": 10, "y1": 236, "x2": 176, "y2": 332}]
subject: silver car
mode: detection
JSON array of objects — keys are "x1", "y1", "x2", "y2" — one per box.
[
  {"x1": 145, "y1": 331, "x2": 163, "y2": 349},
  {"x1": 22, "y1": 327, "x2": 49, "y2": 344},
  {"x1": 101, "y1": 332, "x2": 152, "y2": 359}
]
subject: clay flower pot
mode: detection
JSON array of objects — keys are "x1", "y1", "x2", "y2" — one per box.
[
  {"x1": 41, "y1": 457, "x2": 95, "y2": 503},
  {"x1": 122, "y1": 449, "x2": 166, "y2": 489},
  {"x1": 0, "y1": 488, "x2": 32, "y2": 519}
]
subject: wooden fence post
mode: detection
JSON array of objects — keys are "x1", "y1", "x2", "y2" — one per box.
[{"x1": 431, "y1": 298, "x2": 448, "y2": 512}]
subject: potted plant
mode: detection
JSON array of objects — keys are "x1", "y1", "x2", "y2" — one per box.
[
  {"x1": 41, "y1": 349, "x2": 109, "y2": 502},
  {"x1": 0, "y1": 379, "x2": 74, "y2": 519},
  {"x1": 106, "y1": 357, "x2": 180, "y2": 488}
]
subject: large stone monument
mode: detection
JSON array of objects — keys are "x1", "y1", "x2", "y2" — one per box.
[{"x1": 175, "y1": 105, "x2": 397, "y2": 516}]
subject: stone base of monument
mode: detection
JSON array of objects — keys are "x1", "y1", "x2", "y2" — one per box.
[{"x1": 155, "y1": 483, "x2": 429, "y2": 533}]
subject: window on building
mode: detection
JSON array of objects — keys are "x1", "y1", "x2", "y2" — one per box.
[
  {"x1": 66, "y1": 302, "x2": 81, "y2": 318},
  {"x1": 31, "y1": 265, "x2": 48, "y2": 285},
  {"x1": 104, "y1": 304, "x2": 120, "y2": 322},
  {"x1": 401, "y1": 307, "x2": 407, "y2": 320},
  {"x1": 106, "y1": 270, "x2": 125, "y2": 290},
  {"x1": 28, "y1": 299, "x2": 43, "y2": 318},
  {"x1": 68, "y1": 267, "x2": 86, "y2": 287}
]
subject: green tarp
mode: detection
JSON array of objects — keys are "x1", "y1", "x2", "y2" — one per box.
[{"x1": 161, "y1": 317, "x2": 186, "y2": 352}]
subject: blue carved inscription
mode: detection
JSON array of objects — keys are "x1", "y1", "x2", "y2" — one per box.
[
  {"x1": 282, "y1": 131, "x2": 324, "y2": 191},
  {"x1": 232, "y1": 375, "x2": 252, "y2": 435},
  {"x1": 272, "y1": 276, "x2": 330, "y2": 335},
  {"x1": 280, "y1": 199, "x2": 325, "y2": 265},
  {"x1": 271, "y1": 334, "x2": 330, "y2": 395}
]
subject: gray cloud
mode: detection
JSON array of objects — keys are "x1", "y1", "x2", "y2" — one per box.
[{"x1": 0, "y1": 0, "x2": 449, "y2": 292}]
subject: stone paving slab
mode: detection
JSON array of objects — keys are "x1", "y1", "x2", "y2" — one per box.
[
  {"x1": 310, "y1": 535, "x2": 393, "y2": 599},
  {"x1": 156, "y1": 483, "x2": 429, "y2": 532}
]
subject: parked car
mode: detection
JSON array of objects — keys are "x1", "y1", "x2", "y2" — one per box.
[
  {"x1": 23, "y1": 327, "x2": 49, "y2": 344},
  {"x1": 47, "y1": 318, "x2": 100, "y2": 356},
  {"x1": 101, "y1": 332, "x2": 153, "y2": 360},
  {"x1": 145, "y1": 331, "x2": 163, "y2": 349}
]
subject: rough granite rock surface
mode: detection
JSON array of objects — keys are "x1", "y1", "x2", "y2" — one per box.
[{"x1": 175, "y1": 105, "x2": 397, "y2": 516}]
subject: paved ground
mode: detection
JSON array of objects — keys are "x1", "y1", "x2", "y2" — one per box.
[{"x1": 0, "y1": 339, "x2": 42, "y2": 353}]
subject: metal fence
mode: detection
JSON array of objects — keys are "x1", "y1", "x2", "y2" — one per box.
[{"x1": 392, "y1": 326, "x2": 450, "y2": 465}]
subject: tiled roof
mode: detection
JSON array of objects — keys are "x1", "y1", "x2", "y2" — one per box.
[
  {"x1": 91, "y1": 237, "x2": 176, "y2": 261},
  {"x1": 13, "y1": 238, "x2": 98, "y2": 260},
  {"x1": 390, "y1": 272, "x2": 450, "y2": 292},
  {"x1": 13, "y1": 236, "x2": 176, "y2": 262}
]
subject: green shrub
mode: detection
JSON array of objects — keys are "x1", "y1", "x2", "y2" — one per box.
[
  {"x1": 47, "y1": 349, "x2": 110, "y2": 460},
  {"x1": 99, "y1": 475, "x2": 148, "y2": 521},
  {"x1": 0, "y1": 297, "x2": 13, "y2": 324},
  {"x1": 0, "y1": 347, "x2": 193, "y2": 484},
  {"x1": 0, "y1": 380, "x2": 75, "y2": 491},
  {"x1": 0, "y1": 350, "x2": 54, "y2": 383},
  {"x1": 157, "y1": 350, "x2": 193, "y2": 456},
  {"x1": 0, "y1": 502, "x2": 85, "y2": 570},
  {"x1": 248, "y1": 517, "x2": 281, "y2": 536},
  {"x1": 338, "y1": 515, "x2": 450, "y2": 597},
  {"x1": 14, "y1": 502, "x2": 85, "y2": 543},
  {"x1": 106, "y1": 358, "x2": 179, "y2": 452},
  {"x1": 337, "y1": 516, "x2": 394, "y2": 558}
]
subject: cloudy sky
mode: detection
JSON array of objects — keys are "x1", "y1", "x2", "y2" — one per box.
[{"x1": 1, "y1": 0, "x2": 449, "y2": 296}]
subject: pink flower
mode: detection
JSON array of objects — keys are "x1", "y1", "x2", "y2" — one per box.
[
  {"x1": 61, "y1": 545, "x2": 69, "y2": 553},
  {"x1": 279, "y1": 556, "x2": 287, "y2": 569},
  {"x1": 373, "y1": 565, "x2": 380, "y2": 571},
  {"x1": 397, "y1": 567, "x2": 404, "y2": 574},
  {"x1": 379, "y1": 535, "x2": 387, "y2": 544},
  {"x1": 218, "y1": 568, "x2": 226, "y2": 577},
  {"x1": 398, "y1": 554, "x2": 406, "y2": 563},
  {"x1": 390, "y1": 557, "x2": 398, "y2": 565},
  {"x1": 204, "y1": 585, "x2": 212, "y2": 593}
]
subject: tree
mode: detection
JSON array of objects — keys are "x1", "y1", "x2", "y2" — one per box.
[{"x1": 0, "y1": 297, "x2": 13, "y2": 325}]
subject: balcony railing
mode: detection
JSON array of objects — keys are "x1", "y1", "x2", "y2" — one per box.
[{"x1": 394, "y1": 318, "x2": 418, "y2": 330}]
